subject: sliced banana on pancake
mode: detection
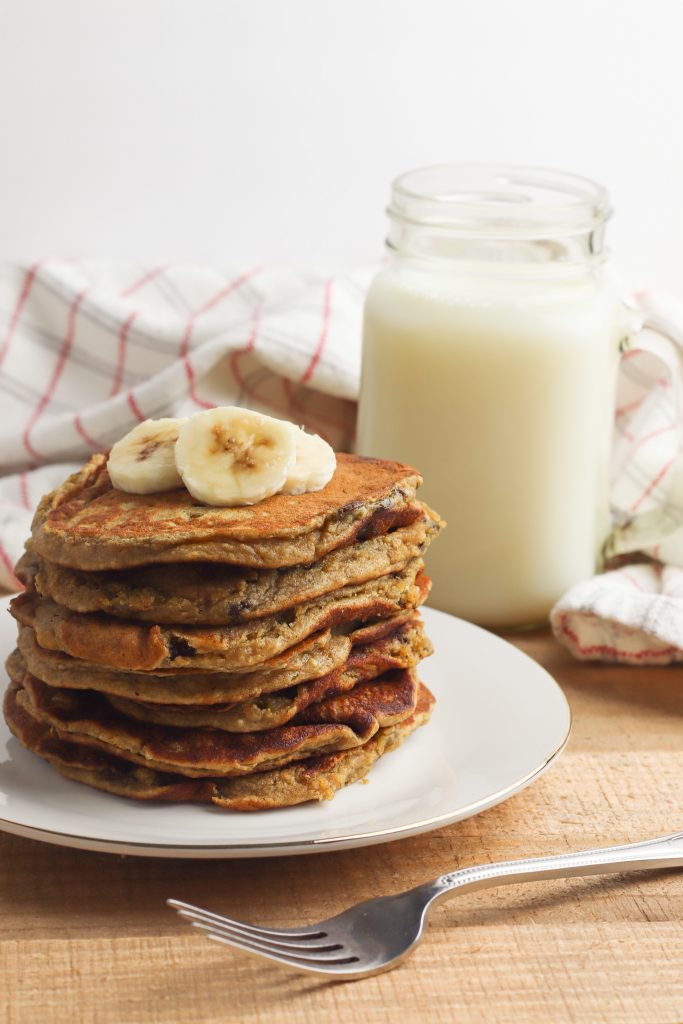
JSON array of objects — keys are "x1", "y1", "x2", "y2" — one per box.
[
  {"x1": 107, "y1": 408, "x2": 336, "y2": 505},
  {"x1": 282, "y1": 428, "x2": 336, "y2": 495},
  {"x1": 107, "y1": 418, "x2": 187, "y2": 494},
  {"x1": 175, "y1": 407, "x2": 297, "y2": 506}
]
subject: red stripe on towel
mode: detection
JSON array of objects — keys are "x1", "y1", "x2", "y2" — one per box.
[
  {"x1": 22, "y1": 288, "x2": 88, "y2": 460},
  {"x1": 74, "y1": 414, "x2": 100, "y2": 450},
  {"x1": 120, "y1": 265, "x2": 168, "y2": 298},
  {"x1": 180, "y1": 267, "x2": 262, "y2": 358},
  {"x1": 556, "y1": 616, "x2": 678, "y2": 662},
  {"x1": 300, "y1": 279, "x2": 332, "y2": 385},
  {"x1": 0, "y1": 261, "x2": 41, "y2": 367},
  {"x1": 184, "y1": 358, "x2": 215, "y2": 410},
  {"x1": 127, "y1": 391, "x2": 146, "y2": 422},
  {"x1": 0, "y1": 542, "x2": 21, "y2": 591},
  {"x1": 110, "y1": 311, "x2": 138, "y2": 397}
]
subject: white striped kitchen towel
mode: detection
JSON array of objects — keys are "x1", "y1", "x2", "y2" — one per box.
[{"x1": 550, "y1": 290, "x2": 683, "y2": 663}]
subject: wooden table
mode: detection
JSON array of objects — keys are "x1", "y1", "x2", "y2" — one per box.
[{"x1": 2, "y1": 630, "x2": 683, "y2": 1024}]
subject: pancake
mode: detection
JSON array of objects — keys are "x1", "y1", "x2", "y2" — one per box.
[
  {"x1": 8, "y1": 617, "x2": 429, "y2": 733},
  {"x1": 106, "y1": 619, "x2": 431, "y2": 731},
  {"x1": 18, "y1": 504, "x2": 442, "y2": 624},
  {"x1": 10, "y1": 562, "x2": 430, "y2": 671},
  {"x1": 16, "y1": 624, "x2": 350, "y2": 702},
  {"x1": 3, "y1": 680, "x2": 435, "y2": 810},
  {"x1": 30, "y1": 452, "x2": 422, "y2": 571},
  {"x1": 9, "y1": 664, "x2": 421, "y2": 777},
  {"x1": 14, "y1": 614, "x2": 418, "y2": 705}
]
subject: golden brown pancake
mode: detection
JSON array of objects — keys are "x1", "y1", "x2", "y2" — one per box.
[
  {"x1": 4, "y1": 447, "x2": 441, "y2": 811},
  {"x1": 3, "y1": 679, "x2": 435, "y2": 809},
  {"x1": 9, "y1": 663, "x2": 421, "y2": 777},
  {"x1": 15, "y1": 623, "x2": 351, "y2": 702},
  {"x1": 14, "y1": 614, "x2": 420, "y2": 705},
  {"x1": 29, "y1": 452, "x2": 422, "y2": 570},
  {"x1": 8, "y1": 616, "x2": 430, "y2": 732},
  {"x1": 10, "y1": 563, "x2": 430, "y2": 671},
  {"x1": 107, "y1": 620, "x2": 429, "y2": 731},
  {"x1": 18, "y1": 504, "x2": 442, "y2": 624}
]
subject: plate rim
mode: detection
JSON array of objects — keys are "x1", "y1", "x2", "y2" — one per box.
[
  {"x1": 0, "y1": 731, "x2": 570, "y2": 856},
  {"x1": 0, "y1": 603, "x2": 571, "y2": 858}
]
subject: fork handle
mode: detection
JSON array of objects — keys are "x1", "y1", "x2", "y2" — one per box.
[{"x1": 426, "y1": 830, "x2": 683, "y2": 901}]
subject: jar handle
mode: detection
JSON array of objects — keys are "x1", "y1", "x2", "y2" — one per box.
[{"x1": 605, "y1": 313, "x2": 683, "y2": 560}]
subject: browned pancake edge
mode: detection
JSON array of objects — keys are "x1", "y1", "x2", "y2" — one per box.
[{"x1": 3, "y1": 679, "x2": 435, "y2": 810}]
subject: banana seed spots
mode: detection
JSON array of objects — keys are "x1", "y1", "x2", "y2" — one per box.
[
  {"x1": 137, "y1": 439, "x2": 162, "y2": 461},
  {"x1": 209, "y1": 424, "x2": 274, "y2": 469}
]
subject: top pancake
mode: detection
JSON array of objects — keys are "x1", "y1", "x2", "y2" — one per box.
[{"x1": 29, "y1": 452, "x2": 422, "y2": 570}]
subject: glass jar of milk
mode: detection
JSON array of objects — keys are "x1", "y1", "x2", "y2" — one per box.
[{"x1": 357, "y1": 164, "x2": 627, "y2": 628}]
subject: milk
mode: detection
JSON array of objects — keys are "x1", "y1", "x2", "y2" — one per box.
[{"x1": 357, "y1": 261, "x2": 623, "y2": 627}]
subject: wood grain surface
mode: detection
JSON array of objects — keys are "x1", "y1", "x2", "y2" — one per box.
[{"x1": 2, "y1": 630, "x2": 683, "y2": 1024}]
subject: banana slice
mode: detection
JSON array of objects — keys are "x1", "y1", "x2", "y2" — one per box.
[
  {"x1": 282, "y1": 428, "x2": 336, "y2": 495},
  {"x1": 108, "y1": 418, "x2": 187, "y2": 494},
  {"x1": 175, "y1": 407, "x2": 297, "y2": 506}
]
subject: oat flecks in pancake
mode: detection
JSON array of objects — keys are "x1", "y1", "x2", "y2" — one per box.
[
  {"x1": 9, "y1": 659, "x2": 421, "y2": 777},
  {"x1": 30, "y1": 452, "x2": 422, "y2": 570},
  {"x1": 19, "y1": 505, "x2": 443, "y2": 624},
  {"x1": 14, "y1": 614, "x2": 419, "y2": 705},
  {"x1": 15, "y1": 625, "x2": 351, "y2": 703},
  {"x1": 106, "y1": 619, "x2": 432, "y2": 732},
  {"x1": 3, "y1": 679, "x2": 435, "y2": 810},
  {"x1": 8, "y1": 617, "x2": 430, "y2": 733},
  {"x1": 10, "y1": 563, "x2": 430, "y2": 671},
  {"x1": 3, "y1": 447, "x2": 441, "y2": 811}
]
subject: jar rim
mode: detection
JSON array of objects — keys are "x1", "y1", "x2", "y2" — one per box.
[{"x1": 389, "y1": 163, "x2": 611, "y2": 238}]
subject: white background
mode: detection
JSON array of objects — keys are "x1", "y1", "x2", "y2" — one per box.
[{"x1": 1, "y1": 0, "x2": 681, "y2": 291}]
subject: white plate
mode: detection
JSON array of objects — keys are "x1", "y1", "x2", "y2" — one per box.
[{"x1": 0, "y1": 600, "x2": 570, "y2": 858}]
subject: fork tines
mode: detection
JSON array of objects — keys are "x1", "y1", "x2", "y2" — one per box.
[{"x1": 167, "y1": 899, "x2": 360, "y2": 971}]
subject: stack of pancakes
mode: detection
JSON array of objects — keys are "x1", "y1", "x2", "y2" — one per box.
[{"x1": 4, "y1": 452, "x2": 443, "y2": 810}]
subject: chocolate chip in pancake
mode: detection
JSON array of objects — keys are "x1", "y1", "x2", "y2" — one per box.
[
  {"x1": 9, "y1": 616, "x2": 430, "y2": 731},
  {"x1": 105, "y1": 618, "x2": 432, "y2": 731},
  {"x1": 18, "y1": 504, "x2": 442, "y2": 624},
  {"x1": 10, "y1": 562, "x2": 430, "y2": 671},
  {"x1": 14, "y1": 614, "x2": 420, "y2": 706}
]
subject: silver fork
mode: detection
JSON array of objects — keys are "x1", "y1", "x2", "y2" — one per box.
[{"x1": 168, "y1": 830, "x2": 683, "y2": 979}]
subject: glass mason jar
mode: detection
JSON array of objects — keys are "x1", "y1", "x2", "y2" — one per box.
[{"x1": 356, "y1": 164, "x2": 628, "y2": 629}]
